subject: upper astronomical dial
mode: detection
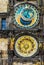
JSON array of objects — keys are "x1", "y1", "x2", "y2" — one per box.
[{"x1": 13, "y1": 2, "x2": 39, "y2": 29}]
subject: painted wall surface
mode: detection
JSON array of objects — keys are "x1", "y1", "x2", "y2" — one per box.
[{"x1": 0, "y1": 0, "x2": 9, "y2": 13}]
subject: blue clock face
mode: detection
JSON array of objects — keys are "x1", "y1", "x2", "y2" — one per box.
[
  {"x1": 13, "y1": 2, "x2": 39, "y2": 29},
  {"x1": 22, "y1": 8, "x2": 34, "y2": 19}
]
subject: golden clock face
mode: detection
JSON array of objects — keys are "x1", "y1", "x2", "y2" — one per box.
[
  {"x1": 14, "y1": 2, "x2": 39, "y2": 29},
  {"x1": 15, "y1": 35, "x2": 38, "y2": 57}
]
